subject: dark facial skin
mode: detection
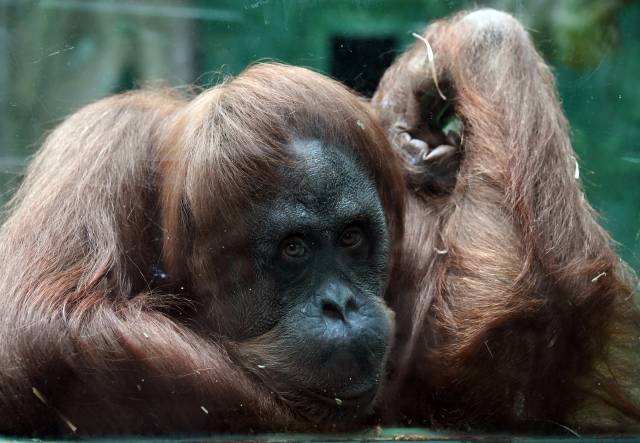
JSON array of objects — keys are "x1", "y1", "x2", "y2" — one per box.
[{"x1": 227, "y1": 138, "x2": 394, "y2": 417}]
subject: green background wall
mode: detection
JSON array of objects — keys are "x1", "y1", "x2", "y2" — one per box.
[{"x1": 1, "y1": 0, "x2": 638, "y2": 270}]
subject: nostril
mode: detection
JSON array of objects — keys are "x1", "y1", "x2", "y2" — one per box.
[
  {"x1": 345, "y1": 297, "x2": 357, "y2": 313},
  {"x1": 322, "y1": 300, "x2": 345, "y2": 321}
]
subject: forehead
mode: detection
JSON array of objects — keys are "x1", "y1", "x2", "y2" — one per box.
[
  {"x1": 252, "y1": 138, "x2": 383, "y2": 234},
  {"x1": 285, "y1": 138, "x2": 374, "y2": 201}
]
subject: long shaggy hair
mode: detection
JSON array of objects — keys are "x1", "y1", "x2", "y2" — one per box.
[
  {"x1": 0, "y1": 63, "x2": 405, "y2": 435},
  {"x1": 0, "y1": 8, "x2": 637, "y2": 435},
  {"x1": 373, "y1": 9, "x2": 639, "y2": 433}
]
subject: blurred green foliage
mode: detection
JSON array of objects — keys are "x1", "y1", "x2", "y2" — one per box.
[{"x1": 0, "y1": 0, "x2": 638, "y2": 269}]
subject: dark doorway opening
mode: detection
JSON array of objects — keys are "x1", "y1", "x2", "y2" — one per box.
[{"x1": 330, "y1": 36, "x2": 397, "y2": 97}]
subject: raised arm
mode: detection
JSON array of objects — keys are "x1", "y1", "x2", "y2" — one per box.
[{"x1": 375, "y1": 9, "x2": 640, "y2": 433}]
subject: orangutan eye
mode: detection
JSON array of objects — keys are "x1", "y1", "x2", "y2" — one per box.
[
  {"x1": 339, "y1": 225, "x2": 363, "y2": 248},
  {"x1": 281, "y1": 237, "x2": 307, "y2": 259}
]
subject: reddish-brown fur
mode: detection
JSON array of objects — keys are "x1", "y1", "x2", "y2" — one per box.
[
  {"x1": 0, "y1": 66, "x2": 404, "y2": 435},
  {"x1": 0, "y1": 7, "x2": 638, "y2": 437},
  {"x1": 374, "y1": 9, "x2": 640, "y2": 434}
]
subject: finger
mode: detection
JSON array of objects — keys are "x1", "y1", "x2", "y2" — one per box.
[{"x1": 423, "y1": 144, "x2": 457, "y2": 163}]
